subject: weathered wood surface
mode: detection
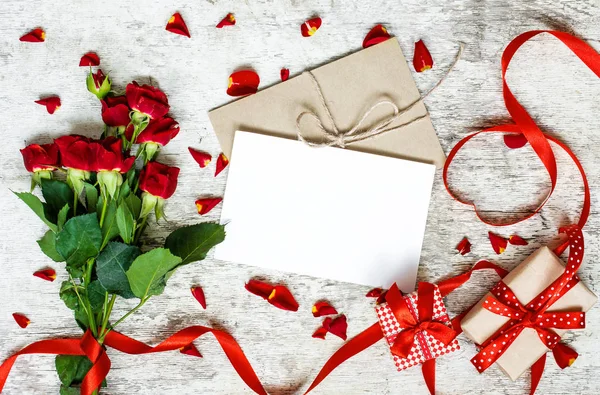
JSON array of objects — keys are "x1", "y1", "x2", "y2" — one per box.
[{"x1": 1, "y1": 0, "x2": 599, "y2": 394}]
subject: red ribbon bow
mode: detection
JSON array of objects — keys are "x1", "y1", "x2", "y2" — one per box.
[{"x1": 387, "y1": 282, "x2": 457, "y2": 359}]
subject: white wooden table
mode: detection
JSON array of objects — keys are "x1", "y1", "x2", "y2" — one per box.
[{"x1": 1, "y1": 1, "x2": 599, "y2": 394}]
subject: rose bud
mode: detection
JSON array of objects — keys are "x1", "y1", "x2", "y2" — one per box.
[
  {"x1": 126, "y1": 81, "x2": 170, "y2": 122},
  {"x1": 86, "y1": 69, "x2": 111, "y2": 99},
  {"x1": 136, "y1": 117, "x2": 180, "y2": 161},
  {"x1": 139, "y1": 161, "x2": 179, "y2": 220},
  {"x1": 101, "y1": 95, "x2": 131, "y2": 136},
  {"x1": 90, "y1": 137, "x2": 135, "y2": 198},
  {"x1": 20, "y1": 143, "x2": 60, "y2": 187},
  {"x1": 54, "y1": 135, "x2": 94, "y2": 195}
]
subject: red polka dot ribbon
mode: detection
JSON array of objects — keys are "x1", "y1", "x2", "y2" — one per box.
[{"x1": 471, "y1": 225, "x2": 586, "y2": 374}]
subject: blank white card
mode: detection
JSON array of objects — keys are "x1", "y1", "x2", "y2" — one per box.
[{"x1": 214, "y1": 132, "x2": 436, "y2": 291}]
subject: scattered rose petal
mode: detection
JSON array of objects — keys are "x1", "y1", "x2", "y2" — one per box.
[
  {"x1": 312, "y1": 301, "x2": 338, "y2": 317},
  {"x1": 227, "y1": 70, "x2": 260, "y2": 97},
  {"x1": 280, "y1": 68, "x2": 290, "y2": 82},
  {"x1": 553, "y1": 343, "x2": 578, "y2": 369},
  {"x1": 166, "y1": 12, "x2": 190, "y2": 38},
  {"x1": 268, "y1": 285, "x2": 299, "y2": 312},
  {"x1": 245, "y1": 279, "x2": 275, "y2": 299},
  {"x1": 508, "y1": 235, "x2": 528, "y2": 246},
  {"x1": 216, "y1": 13, "x2": 236, "y2": 28},
  {"x1": 488, "y1": 231, "x2": 508, "y2": 254},
  {"x1": 362, "y1": 24, "x2": 390, "y2": 48},
  {"x1": 180, "y1": 343, "x2": 202, "y2": 358},
  {"x1": 191, "y1": 286, "x2": 206, "y2": 309},
  {"x1": 35, "y1": 96, "x2": 61, "y2": 114},
  {"x1": 323, "y1": 315, "x2": 347, "y2": 340},
  {"x1": 79, "y1": 52, "x2": 100, "y2": 67},
  {"x1": 13, "y1": 313, "x2": 30, "y2": 328},
  {"x1": 365, "y1": 288, "x2": 384, "y2": 298},
  {"x1": 215, "y1": 153, "x2": 229, "y2": 176},
  {"x1": 413, "y1": 39, "x2": 433, "y2": 72},
  {"x1": 33, "y1": 268, "x2": 56, "y2": 282},
  {"x1": 312, "y1": 326, "x2": 328, "y2": 339},
  {"x1": 376, "y1": 291, "x2": 388, "y2": 305},
  {"x1": 504, "y1": 134, "x2": 528, "y2": 149},
  {"x1": 188, "y1": 148, "x2": 212, "y2": 168},
  {"x1": 456, "y1": 237, "x2": 471, "y2": 255},
  {"x1": 301, "y1": 17, "x2": 322, "y2": 37},
  {"x1": 20, "y1": 28, "x2": 45, "y2": 42},
  {"x1": 195, "y1": 198, "x2": 222, "y2": 215}
]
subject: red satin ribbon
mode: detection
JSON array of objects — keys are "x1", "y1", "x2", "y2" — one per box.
[
  {"x1": 0, "y1": 326, "x2": 268, "y2": 395},
  {"x1": 444, "y1": 30, "x2": 598, "y2": 230}
]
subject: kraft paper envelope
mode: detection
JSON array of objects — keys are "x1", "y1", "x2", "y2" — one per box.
[
  {"x1": 214, "y1": 131, "x2": 436, "y2": 291},
  {"x1": 209, "y1": 38, "x2": 446, "y2": 168}
]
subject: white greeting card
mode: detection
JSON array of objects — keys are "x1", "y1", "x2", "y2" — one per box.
[{"x1": 214, "y1": 131, "x2": 436, "y2": 291}]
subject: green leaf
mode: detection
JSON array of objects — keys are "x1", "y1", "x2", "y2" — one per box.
[
  {"x1": 73, "y1": 305, "x2": 89, "y2": 331},
  {"x1": 125, "y1": 194, "x2": 142, "y2": 220},
  {"x1": 59, "y1": 385, "x2": 80, "y2": 395},
  {"x1": 126, "y1": 248, "x2": 182, "y2": 299},
  {"x1": 37, "y1": 230, "x2": 65, "y2": 262},
  {"x1": 164, "y1": 223, "x2": 226, "y2": 266},
  {"x1": 59, "y1": 281, "x2": 79, "y2": 310},
  {"x1": 116, "y1": 203, "x2": 135, "y2": 243},
  {"x1": 84, "y1": 182, "x2": 98, "y2": 212},
  {"x1": 100, "y1": 199, "x2": 119, "y2": 246},
  {"x1": 96, "y1": 242, "x2": 140, "y2": 299},
  {"x1": 119, "y1": 179, "x2": 131, "y2": 200},
  {"x1": 87, "y1": 280, "x2": 107, "y2": 313},
  {"x1": 13, "y1": 191, "x2": 57, "y2": 232},
  {"x1": 55, "y1": 214, "x2": 102, "y2": 269},
  {"x1": 41, "y1": 179, "x2": 74, "y2": 222},
  {"x1": 57, "y1": 204, "x2": 70, "y2": 231},
  {"x1": 55, "y1": 355, "x2": 92, "y2": 387}
]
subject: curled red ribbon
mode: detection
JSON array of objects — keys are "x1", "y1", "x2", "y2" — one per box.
[{"x1": 0, "y1": 325, "x2": 268, "y2": 395}]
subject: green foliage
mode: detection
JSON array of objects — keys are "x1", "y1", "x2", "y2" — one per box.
[
  {"x1": 56, "y1": 214, "x2": 102, "y2": 271},
  {"x1": 96, "y1": 242, "x2": 140, "y2": 299},
  {"x1": 55, "y1": 355, "x2": 105, "y2": 388},
  {"x1": 99, "y1": 198, "x2": 119, "y2": 246},
  {"x1": 164, "y1": 223, "x2": 226, "y2": 266},
  {"x1": 84, "y1": 182, "x2": 98, "y2": 212},
  {"x1": 116, "y1": 203, "x2": 135, "y2": 243},
  {"x1": 124, "y1": 193, "x2": 142, "y2": 220},
  {"x1": 126, "y1": 248, "x2": 182, "y2": 299},
  {"x1": 59, "y1": 385, "x2": 80, "y2": 395},
  {"x1": 13, "y1": 191, "x2": 57, "y2": 232},
  {"x1": 57, "y1": 204, "x2": 70, "y2": 231},
  {"x1": 59, "y1": 281, "x2": 80, "y2": 310},
  {"x1": 37, "y1": 230, "x2": 65, "y2": 262},
  {"x1": 41, "y1": 179, "x2": 74, "y2": 223},
  {"x1": 87, "y1": 280, "x2": 107, "y2": 313}
]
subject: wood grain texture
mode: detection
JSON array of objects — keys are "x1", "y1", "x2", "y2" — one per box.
[{"x1": 1, "y1": 0, "x2": 599, "y2": 394}]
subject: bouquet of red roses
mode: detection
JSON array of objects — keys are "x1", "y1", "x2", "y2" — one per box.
[{"x1": 15, "y1": 69, "x2": 225, "y2": 393}]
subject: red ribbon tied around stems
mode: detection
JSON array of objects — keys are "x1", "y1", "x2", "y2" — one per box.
[
  {"x1": 0, "y1": 325, "x2": 268, "y2": 395},
  {"x1": 386, "y1": 282, "x2": 457, "y2": 359}
]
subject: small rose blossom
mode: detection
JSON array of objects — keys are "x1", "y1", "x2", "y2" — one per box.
[
  {"x1": 101, "y1": 95, "x2": 131, "y2": 128},
  {"x1": 126, "y1": 81, "x2": 169, "y2": 120},
  {"x1": 139, "y1": 161, "x2": 179, "y2": 220},
  {"x1": 20, "y1": 143, "x2": 60, "y2": 186},
  {"x1": 54, "y1": 135, "x2": 94, "y2": 194},
  {"x1": 90, "y1": 137, "x2": 135, "y2": 198},
  {"x1": 137, "y1": 117, "x2": 180, "y2": 161},
  {"x1": 87, "y1": 69, "x2": 111, "y2": 99}
]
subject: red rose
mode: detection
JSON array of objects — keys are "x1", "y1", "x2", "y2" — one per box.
[
  {"x1": 136, "y1": 117, "x2": 180, "y2": 146},
  {"x1": 139, "y1": 161, "x2": 179, "y2": 199},
  {"x1": 90, "y1": 137, "x2": 135, "y2": 173},
  {"x1": 87, "y1": 69, "x2": 111, "y2": 99},
  {"x1": 20, "y1": 143, "x2": 60, "y2": 172},
  {"x1": 126, "y1": 81, "x2": 169, "y2": 119},
  {"x1": 54, "y1": 135, "x2": 94, "y2": 171},
  {"x1": 101, "y1": 95, "x2": 131, "y2": 127}
]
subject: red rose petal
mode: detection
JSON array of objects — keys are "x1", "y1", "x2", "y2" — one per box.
[
  {"x1": 20, "y1": 28, "x2": 45, "y2": 42},
  {"x1": 188, "y1": 148, "x2": 212, "y2": 168},
  {"x1": 504, "y1": 134, "x2": 528, "y2": 149},
  {"x1": 280, "y1": 68, "x2": 290, "y2": 82},
  {"x1": 376, "y1": 290, "x2": 388, "y2": 305},
  {"x1": 180, "y1": 343, "x2": 203, "y2": 358},
  {"x1": 267, "y1": 285, "x2": 299, "y2": 312},
  {"x1": 413, "y1": 39, "x2": 433, "y2": 72},
  {"x1": 508, "y1": 235, "x2": 528, "y2": 246},
  {"x1": 488, "y1": 231, "x2": 508, "y2": 254},
  {"x1": 166, "y1": 12, "x2": 190, "y2": 38},
  {"x1": 215, "y1": 153, "x2": 229, "y2": 176},
  {"x1": 362, "y1": 24, "x2": 390, "y2": 48},
  {"x1": 35, "y1": 96, "x2": 61, "y2": 114},
  {"x1": 311, "y1": 301, "x2": 338, "y2": 317},
  {"x1": 456, "y1": 237, "x2": 471, "y2": 255},
  {"x1": 191, "y1": 286, "x2": 206, "y2": 309},
  {"x1": 301, "y1": 17, "x2": 322, "y2": 37},
  {"x1": 245, "y1": 279, "x2": 275, "y2": 299},
  {"x1": 216, "y1": 13, "x2": 236, "y2": 28},
  {"x1": 227, "y1": 70, "x2": 260, "y2": 97},
  {"x1": 312, "y1": 326, "x2": 328, "y2": 339},
  {"x1": 553, "y1": 343, "x2": 578, "y2": 369},
  {"x1": 323, "y1": 315, "x2": 347, "y2": 340},
  {"x1": 365, "y1": 288, "x2": 384, "y2": 298},
  {"x1": 33, "y1": 268, "x2": 56, "y2": 282},
  {"x1": 79, "y1": 52, "x2": 100, "y2": 67},
  {"x1": 13, "y1": 313, "x2": 30, "y2": 328},
  {"x1": 195, "y1": 197, "x2": 222, "y2": 215}
]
